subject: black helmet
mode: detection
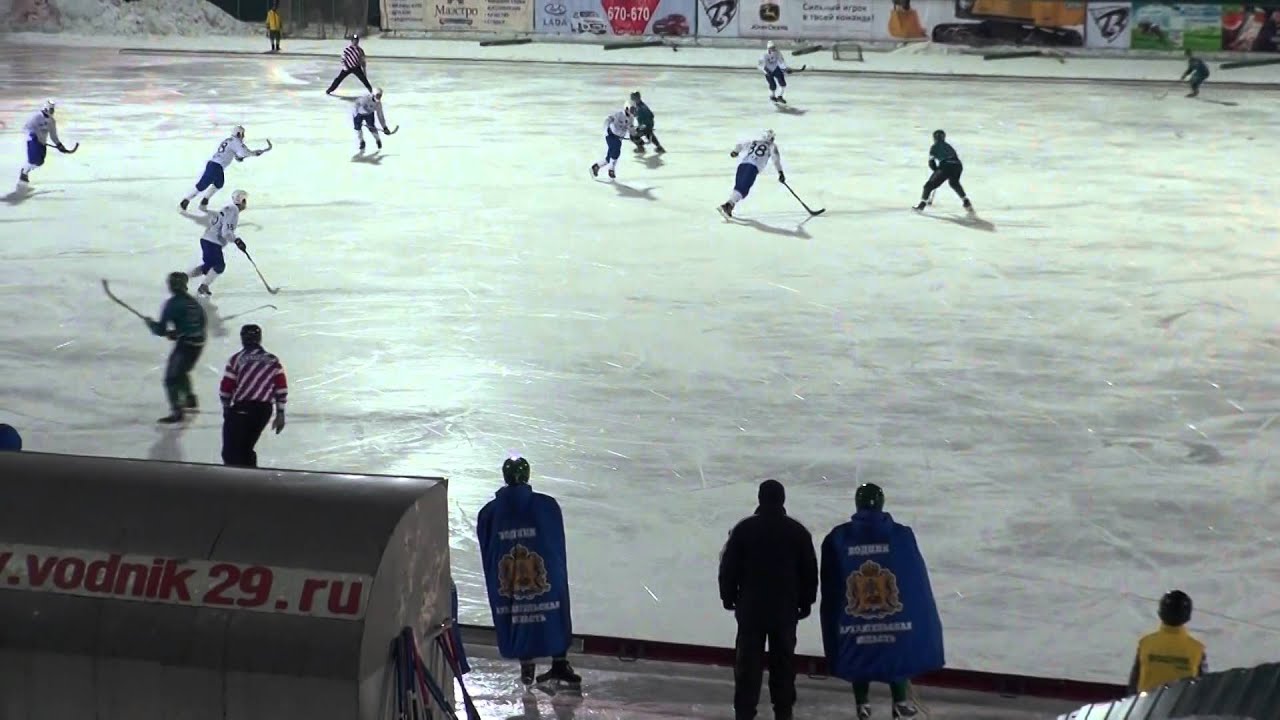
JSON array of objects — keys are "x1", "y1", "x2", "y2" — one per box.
[
  {"x1": 503, "y1": 456, "x2": 531, "y2": 485},
  {"x1": 932, "y1": 129, "x2": 946, "y2": 141},
  {"x1": 855, "y1": 483, "x2": 884, "y2": 511},
  {"x1": 630, "y1": 91, "x2": 641, "y2": 101},
  {"x1": 240, "y1": 324, "x2": 263, "y2": 346},
  {"x1": 167, "y1": 271, "x2": 188, "y2": 293},
  {"x1": 1158, "y1": 590, "x2": 1193, "y2": 627}
]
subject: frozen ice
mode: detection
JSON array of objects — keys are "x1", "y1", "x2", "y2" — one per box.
[{"x1": 2, "y1": 37, "x2": 1278, "y2": 686}]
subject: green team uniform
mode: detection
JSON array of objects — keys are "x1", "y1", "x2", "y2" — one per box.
[
  {"x1": 929, "y1": 140, "x2": 961, "y2": 169},
  {"x1": 634, "y1": 101, "x2": 655, "y2": 130},
  {"x1": 629, "y1": 97, "x2": 665, "y2": 153},
  {"x1": 149, "y1": 292, "x2": 207, "y2": 417}
]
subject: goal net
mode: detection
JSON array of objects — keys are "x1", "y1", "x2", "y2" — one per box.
[{"x1": 832, "y1": 43, "x2": 863, "y2": 61}]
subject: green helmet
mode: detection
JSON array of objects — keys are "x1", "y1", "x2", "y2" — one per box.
[
  {"x1": 855, "y1": 483, "x2": 884, "y2": 511},
  {"x1": 503, "y1": 456, "x2": 531, "y2": 486},
  {"x1": 167, "y1": 271, "x2": 189, "y2": 293}
]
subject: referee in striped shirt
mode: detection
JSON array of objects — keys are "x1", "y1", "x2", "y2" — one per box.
[
  {"x1": 325, "y1": 34, "x2": 373, "y2": 95},
  {"x1": 219, "y1": 324, "x2": 288, "y2": 467}
]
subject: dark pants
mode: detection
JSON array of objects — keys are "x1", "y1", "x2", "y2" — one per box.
[
  {"x1": 327, "y1": 66, "x2": 372, "y2": 93},
  {"x1": 923, "y1": 163, "x2": 966, "y2": 200},
  {"x1": 733, "y1": 622, "x2": 797, "y2": 720},
  {"x1": 164, "y1": 342, "x2": 203, "y2": 412},
  {"x1": 269, "y1": 30, "x2": 281, "y2": 50},
  {"x1": 631, "y1": 126, "x2": 663, "y2": 150},
  {"x1": 222, "y1": 402, "x2": 273, "y2": 467}
]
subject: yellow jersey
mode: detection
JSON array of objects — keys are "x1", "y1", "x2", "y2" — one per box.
[
  {"x1": 266, "y1": 9, "x2": 282, "y2": 31},
  {"x1": 1130, "y1": 625, "x2": 1206, "y2": 693}
]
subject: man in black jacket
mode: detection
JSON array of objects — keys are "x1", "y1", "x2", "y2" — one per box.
[{"x1": 719, "y1": 479, "x2": 819, "y2": 720}]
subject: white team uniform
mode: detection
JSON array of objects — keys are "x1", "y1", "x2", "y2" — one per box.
[
  {"x1": 722, "y1": 137, "x2": 784, "y2": 214},
  {"x1": 758, "y1": 48, "x2": 790, "y2": 99},
  {"x1": 592, "y1": 107, "x2": 636, "y2": 178},
  {"x1": 759, "y1": 49, "x2": 788, "y2": 74},
  {"x1": 351, "y1": 93, "x2": 389, "y2": 149},
  {"x1": 20, "y1": 109, "x2": 63, "y2": 180},
  {"x1": 209, "y1": 136, "x2": 252, "y2": 168},
  {"x1": 202, "y1": 205, "x2": 241, "y2": 247},
  {"x1": 190, "y1": 204, "x2": 242, "y2": 291},
  {"x1": 183, "y1": 135, "x2": 254, "y2": 206},
  {"x1": 24, "y1": 111, "x2": 61, "y2": 146}
]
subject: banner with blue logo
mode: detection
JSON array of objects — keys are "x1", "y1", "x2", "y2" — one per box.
[
  {"x1": 476, "y1": 484, "x2": 572, "y2": 659},
  {"x1": 819, "y1": 510, "x2": 944, "y2": 683}
]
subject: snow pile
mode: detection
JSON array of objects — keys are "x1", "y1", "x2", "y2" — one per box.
[{"x1": 8, "y1": 0, "x2": 257, "y2": 36}]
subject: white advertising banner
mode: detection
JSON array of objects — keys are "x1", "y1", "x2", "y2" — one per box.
[
  {"x1": 383, "y1": 0, "x2": 534, "y2": 32},
  {"x1": 733, "y1": 0, "x2": 882, "y2": 40},
  {"x1": 536, "y1": 0, "x2": 696, "y2": 36},
  {"x1": 1084, "y1": 1, "x2": 1132, "y2": 48},
  {"x1": 697, "y1": 0, "x2": 742, "y2": 37}
]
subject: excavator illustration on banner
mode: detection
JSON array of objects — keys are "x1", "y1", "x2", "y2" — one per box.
[{"x1": 889, "y1": 0, "x2": 1085, "y2": 47}]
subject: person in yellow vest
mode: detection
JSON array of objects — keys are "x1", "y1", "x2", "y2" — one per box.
[
  {"x1": 266, "y1": 2, "x2": 282, "y2": 53},
  {"x1": 1127, "y1": 590, "x2": 1207, "y2": 694}
]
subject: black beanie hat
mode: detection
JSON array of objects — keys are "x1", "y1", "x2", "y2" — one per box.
[{"x1": 758, "y1": 479, "x2": 785, "y2": 506}]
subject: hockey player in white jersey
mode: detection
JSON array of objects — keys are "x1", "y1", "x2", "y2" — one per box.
[
  {"x1": 349, "y1": 87, "x2": 392, "y2": 152},
  {"x1": 19, "y1": 100, "x2": 75, "y2": 184},
  {"x1": 591, "y1": 102, "x2": 637, "y2": 180},
  {"x1": 718, "y1": 130, "x2": 784, "y2": 219},
  {"x1": 189, "y1": 190, "x2": 249, "y2": 296},
  {"x1": 179, "y1": 127, "x2": 267, "y2": 211},
  {"x1": 758, "y1": 41, "x2": 791, "y2": 104}
]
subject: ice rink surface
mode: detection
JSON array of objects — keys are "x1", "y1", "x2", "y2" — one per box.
[{"x1": 2, "y1": 41, "x2": 1279, "y2": 683}]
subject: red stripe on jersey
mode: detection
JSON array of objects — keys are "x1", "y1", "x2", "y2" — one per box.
[{"x1": 219, "y1": 348, "x2": 288, "y2": 406}]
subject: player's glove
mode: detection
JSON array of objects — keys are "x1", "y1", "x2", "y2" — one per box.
[
  {"x1": 779, "y1": 172, "x2": 786, "y2": 184},
  {"x1": 234, "y1": 238, "x2": 247, "y2": 252},
  {"x1": 272, "y1": 409, "x2": 286, "y2": 434},
  {"x1": 380, "y1": 127, "x2": 390, "y2": 135},
  {"x1": 729, "y1": 151, "x2": 739, "y2": 158},
  {"x1": 929, "y1": 159, "x2": 938, "y2": 171},
  {"x1": 252, "y1": 150, "x2": 265, "y2": 157}
]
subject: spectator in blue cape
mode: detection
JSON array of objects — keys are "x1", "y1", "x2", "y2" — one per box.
[
  {"x1": 819, "y1": 483, "x2": 943, "y2": 720},
  {"x1": 0, "y1": 423, "x2": 21, "y2": 451},
  {"x1": 476, "y1": 456, "x2": 581, "y2": 691}
]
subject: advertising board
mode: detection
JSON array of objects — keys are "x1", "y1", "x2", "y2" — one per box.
[
  {"x1": 1085, "y1": 1, "x2": 1132, "y2": 49},
  {"x1": 738, "y1": 0, "x2": 878, "y2": 39},
  {"x1": 383, "y1": 0, "x2": 533, "y2": 32},
  {"x1": 871, "y1": 0, "x2": 1085, "y2": 46},
  {"x1": 536, "y1": 0, "x2": 697, "y2": 36}
]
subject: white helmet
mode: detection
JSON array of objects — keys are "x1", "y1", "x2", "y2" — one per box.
[
  {"x1": 232, "y1": 190, "x2": 248, "y2": 206},
  {"x1": 767, "y1": 40, "x2": 776, "y2": 50},
  {"x1": 373, "y1": 87, "x2": 384, "y2": 100},
  {"x1": 233, "y1": 125, "x2": 246, "y2": 139},
  {"x1": 762, "y1": 129, "x2": 775, "y2": 143},
  {"x1": 42, "y1": 100, "x2": 56, "y2": 115}
]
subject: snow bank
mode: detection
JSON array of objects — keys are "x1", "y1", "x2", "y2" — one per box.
[{"x1": 7, "y1": 0, "x2": 256, "y2": 36}]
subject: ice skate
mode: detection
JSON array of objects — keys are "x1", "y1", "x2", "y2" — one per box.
[
  {"x1": 718, "y1": 202, "x2": 734, "y2": 219},
  {"x1": 179, "y1": 198, "x2": 189, "y2": 211},
  {"x1": 536, "y1": 659, "x2": 582, "y2": 692},
  {"x1": 19, "y1": 170, "x2": 29, "y2": 184},
  {"x1": 358, "y1": 140, "x2": 366, "y2": 152},
  {"x1": 770, "y1": 95, "x2": 779, "y2": 103},
  {"x1": 520, "y1": 662, "x2": 536, "y2": 689},
  {"x1": 633, "y1": 141, "x2": 646, "y2": 153},
  {"x1": 776, "y1": 96, "x2": 788, "y2": 104},
  {"x1": 893, "y1": 702, "x2": 919, "y2": 718},
  {"x1": 184, "y1": 394, "x2": 199, "y2": 412},
  {"x1": 962, "y1": 198, "x2": 974, "y2": 213},
  {"x1": 857, "y1": 705, "x2": 872, "y2": 720},
  {"x1": 590, "y1": 163, "x2": 600, "y2": 178},
  {"x1": 375, "y1": 138, "x2": 382, "y2": 150},
  {"x1": 197, "y1": 283, "x2": 212, "y2": 297},
  {"x1": 654, "y1": 144, "x2": 666, "y2": 153},
  {"x1": 607, "y1": 167, "x2": 616, "y2": 179},
  {"x1": 199, "y1": 197, "x2": 209, "y2": 209},
  {"x1": 913, "y1": 201, "x2": 927, "y2": 212},
  {"x1": 157, "y1": 410, "x2": 184, "y2": 424}
]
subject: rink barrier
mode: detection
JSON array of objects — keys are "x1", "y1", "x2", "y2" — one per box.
[
  {"x1": 1058, "y1": 662, "x2": 1280, "y2": 720},
  {"x1": 0, "y1": 451, "x2": 453, "y2": 720},
  {"x1": 456, "y1": 623, "x2": 1125, "y2": 704},
  {"x1": 116, "y1": 46, "x2": 1280, "y2": 91}
]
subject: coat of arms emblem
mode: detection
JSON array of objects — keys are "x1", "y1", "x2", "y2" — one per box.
[
  {"x1": 498, "y1": 543, "x2": 551, "y2": 600},
  {"x1": 845, "y1": 559, "x2": 904, "y2": 619}
]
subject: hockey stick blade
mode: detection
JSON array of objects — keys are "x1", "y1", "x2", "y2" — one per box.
[
  {"x1": 384, "y1": 125, "x2": 400, "y2": 135},
  {"x1": 101, "y1": 279, "x2": 149, "y2": 320},
  {"x1": 47, "y1": 142, "x2": 79, "y2": 154},
  {"x1": 240, "y1": 249, "x2": 281, "y2": 295}
]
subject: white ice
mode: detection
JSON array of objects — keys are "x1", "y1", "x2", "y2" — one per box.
[{"x1": 2, "y1": 38, "x2": 1279, "y2": 686}]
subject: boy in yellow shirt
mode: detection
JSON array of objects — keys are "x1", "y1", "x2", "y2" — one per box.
[
  {"x1": 1127, "y1": 590, "x2": 1207, "y2": 694},
  {"x1": 266, "y1": 3, "x2": 282, "y2": 53}
]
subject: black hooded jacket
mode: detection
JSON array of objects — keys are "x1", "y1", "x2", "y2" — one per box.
[{"x1": 718, "y1": 504, "x2": 819, "y2": 628}]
